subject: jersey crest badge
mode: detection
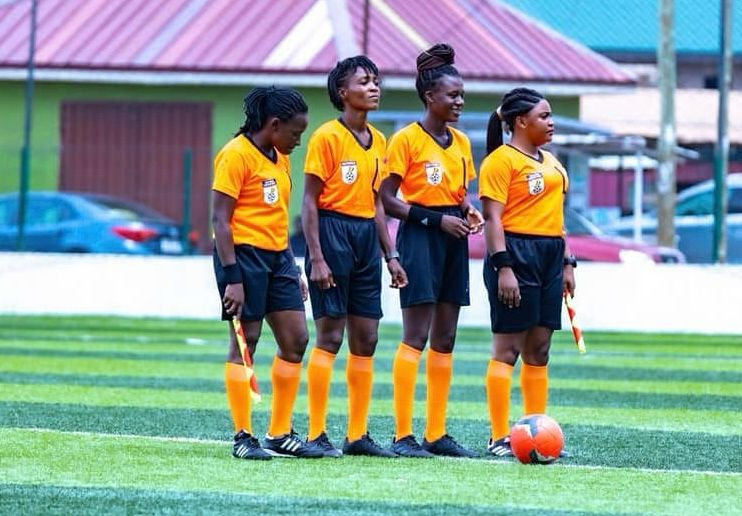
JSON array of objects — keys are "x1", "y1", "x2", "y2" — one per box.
[
  {"x1": 262, "y1": 179, "x2": 279, "y2": 204},
  {"x1": 425, "y1": 162, "x2": 443, "y2": 185},
  {"x1": 526, "y1": 172, "x2": 545, "y2": 196},
  {"x1": 340, "y1": 161, "x2": 358, "y2": 184}
]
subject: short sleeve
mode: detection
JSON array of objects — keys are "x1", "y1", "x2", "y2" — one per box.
[
  {"x1": 371, "y1": 131, "x2": 388, "y2": 192},
  {"x1": 385, "y1": 131, "x2": 410, "y2": 179},
  {"x1": 464, "y1": 142, "x2": 476, "y2": 185},
  {"x1": 478, "y1": 151, "x2": 512, "y2": 205},
  {"x1": 304, "y1": 131, "x2": 335, "y2": 181},
  {"x1": 213, "y1": 149, "x2": 247, "y2": 199}
]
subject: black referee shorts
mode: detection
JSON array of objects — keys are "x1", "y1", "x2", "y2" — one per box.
[
  {"x1": 213, "y1": 245, "x2": 305, "y2": 321},
  {"x1": 305, "y1": 210, "x2": 382, "y2": 320},
  {"x1": 397, "y1": 205, "x2": 470, "y2": 308},
  {"x1": 483, "y1": 232, "x2": 564, "y2": 333}
]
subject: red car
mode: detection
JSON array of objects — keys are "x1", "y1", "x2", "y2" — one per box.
[{"x1": 387, "y1": 206, "x2": 685, "y2": 264}]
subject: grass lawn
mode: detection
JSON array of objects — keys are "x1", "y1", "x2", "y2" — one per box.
[{"x1": 0, "y1": 315, "x2": 740, "y2": 515}]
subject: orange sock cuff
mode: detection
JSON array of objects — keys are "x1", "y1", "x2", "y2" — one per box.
[
  {"x1": 225, "y1": 361, "x2": 248, "y2": 380},
  {"x1": 521, "y1": 362, "x2": 548, "y2": 378},
  {"x1": 397, "y1": 342, "x2": 422, "y2": 362},
  {"x1": 427, "y1": 348, "x2": 452, "y2": 368},
  {"x1": 488, "y1": 359, "x2": 514, "y2": 378},
  {"x1": 347, "y1": 353, "x2": 374, "y2": 372},
  {"x1": 310, "y1": 346, "x2": 337, "y2": 367},
  {"x1": 273, "y1": 356, "x2": 302, "y2": 378}
]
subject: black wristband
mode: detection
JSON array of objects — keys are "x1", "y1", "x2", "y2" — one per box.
[
  {"x1": 408, "y1": 205, "x2": 443, "y2": 228},
  {"x1": 222, "y1": 263, "x2": 242, "y2": 284},
  {"x1": 490, "y1": 251, "x2": 514, "y2": 270}
]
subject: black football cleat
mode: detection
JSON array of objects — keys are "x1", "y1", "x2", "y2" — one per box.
[
  {"x1": 422, "y1": 434, "x2": 477, "y2": 458},
  {"x1": 232, "y1": 430, "x2": 271, "y2": 460},
  {"x1": 391, "y1": 435, "x2": 435, "y2": 458},
  {"x1": 343, "y1": 434, "x2": 398, "y2": 458}
]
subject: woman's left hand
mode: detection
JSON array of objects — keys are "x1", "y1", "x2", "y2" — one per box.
[
  {"x1": 563, "y1": 265, "x2": 576, "y2": 297},
  {"x1": 466, "y1": 207, "x2": 484, "y2": 234},
  {"x1": 387, "y1": 259, "x2": 409, "y2": 289},
  {"x1": 299, "y1": 276, "x2": 309, "y2": 301}
]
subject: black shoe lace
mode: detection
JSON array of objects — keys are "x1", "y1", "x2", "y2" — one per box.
[
  {"x1": 441, "y1": 434, "x2": 463, "y2": 449},
  {"x1": 363, "y1": 434, "x2": 383, "y2": 450},
  {"x1": 400, "y1": 435, "x2": 422, "y2": 450},
  {"x1": 315, "y1": 433, "x2": 333, "y2": 449}
]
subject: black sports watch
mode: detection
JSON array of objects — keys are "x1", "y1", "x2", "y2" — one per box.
[
  {"x1": 384, "y1": 250, "x2": 401, "y2": 263},
  {"x1": 563, "y1": 255, "x2": 577, "y2": 268}
]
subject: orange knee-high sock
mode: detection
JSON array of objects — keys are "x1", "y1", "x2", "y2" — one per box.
[
  {"x1": 306, "y1": 347, "x2": 336, "y2": 440},
  {"x1": 267, "y1": 356, "x2": 302, "y2": 437},
  {"x1": 486, "y1": 360, "x2": 514, "y2": 441},
  {"x1": 225, "y1": 362, "x2": 252, "y2": 434},
  {"x1": 424, "y1": 349, "x2": 452, "y2": 442},
  {"x1": 393, "y1": 342, "x2": 422, "y2": 440},
  {"x1": 346, "y1": 353, "x2": 373, "y2": 442},
  {"x1": 520, "y1": 362, "x2": 549, "y2": 415}
]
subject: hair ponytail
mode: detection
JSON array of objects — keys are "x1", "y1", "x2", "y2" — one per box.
[
  {"x1": 486, "y1": 88, "x2": 545, "y2": 154},
  {"x1": 486, "y1": 110, "x2": 505, "y2": 155}
]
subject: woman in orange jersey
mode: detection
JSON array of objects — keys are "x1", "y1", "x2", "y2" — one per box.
[
  {"x1": 212, "y1": 86, "x2": 323, "y2": 460},
  {"x1": 302, "y1": 56, "x2": 407, "y2": 458},
  {"x1": 479, "y1": 88, "x2": 576, "y2": 458},
  {"x1": 379, "y1": 44, "x2": 483, "y2": 458}
]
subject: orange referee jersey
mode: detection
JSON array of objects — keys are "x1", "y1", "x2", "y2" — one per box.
[
  {"x1": 212, "y1": 135, "x2": 292, "y2": 251},
  {"x1": 385, "y1": 122, "x2": 475, "y2": 207},
  {"x1": 478, "y1": 144, "x2": 569, "y2": 237},
  {"x1": 304, "y1": 119, "x2": 386, "y2": 219}
]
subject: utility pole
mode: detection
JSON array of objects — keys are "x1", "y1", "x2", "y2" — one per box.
[
  {"x1": 16, "y1": 0, "x2": 38, "y2": 251},
  {"x1": 362, "y1": 0, "x2": 370, "y2": 55},
  {"x1": 656, "y1": 0, "x2": 677, "y2": 247},
  {"x1": 713, "y1": 0, "x2": 733, "y2": 263}
]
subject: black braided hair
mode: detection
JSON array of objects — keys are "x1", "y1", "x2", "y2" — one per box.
[
  {"x1": 415, "y1": 43, "x2": 460, "y2": 105},
  {"x1": 235, "y1": 86, "x2": 308, "y2": 136},
  {"x1": 485, "y1": 88, "x2": 545, "y2": 154},
  {"x1": 327, "y1": 55, "x2": 379, "y2": 111}
]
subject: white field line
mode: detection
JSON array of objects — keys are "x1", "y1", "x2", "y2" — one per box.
[{"x1": 16, "y1": 427, "x2": 742, "y2": 478}]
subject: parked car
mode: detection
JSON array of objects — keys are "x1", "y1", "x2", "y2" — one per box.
[
  {"x1": 387, "y1": 204, "x2": 685, "y2": 263},
  {"x1": 606, "y1": 173, "x2": 742, "y2": 263},
  {"x1": 0, "y1": 191, "x2": 190, "y2": 255}
]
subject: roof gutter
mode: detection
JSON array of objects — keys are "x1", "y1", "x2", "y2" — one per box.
[{"x1": 0, "y1": 67, "x2": 636, "y2": 96}]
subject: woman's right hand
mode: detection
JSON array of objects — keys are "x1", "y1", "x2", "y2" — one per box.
[
  {"x1": 310, "y1": 257, "x2": 336, "y2": 290},
  {"x1": 497, "y1": 268, "x2": 521, "y2": 308},
  {"x1": 440, "y1": 215, "x2": 470, "y2": 238},
  {"x1": 223, "y1": 283, "x2": 245, "y2": 317}
]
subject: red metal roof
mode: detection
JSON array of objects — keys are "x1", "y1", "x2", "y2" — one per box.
[{"x1": 0, "y1": 0, "x2": 633, "y2": 85}]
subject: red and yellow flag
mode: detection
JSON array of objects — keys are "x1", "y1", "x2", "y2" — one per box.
[
  {"x1": 563, "y1": 293, "x2": 587, "y2": 354},
  {"x1": 231, "y1": 318, "x2": 262, "y2": 402}
]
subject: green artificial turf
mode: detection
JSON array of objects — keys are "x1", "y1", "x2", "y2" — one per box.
[{"x1": 0, "y1": 315, "x2": 740, "y2": 515}]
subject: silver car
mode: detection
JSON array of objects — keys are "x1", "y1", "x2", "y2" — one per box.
[{"x1": 607, "y1": 173, "x2": 742, "y2": 263}]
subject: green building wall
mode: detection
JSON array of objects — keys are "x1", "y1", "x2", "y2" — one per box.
[{"x1": 0, "y1": 80, "x2": 578, "y2": 217}]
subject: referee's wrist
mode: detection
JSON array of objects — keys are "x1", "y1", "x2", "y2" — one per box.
[
  {"x1": 222, "y1": 263, "x2": 242, "y2": 284},
  {"x1": 563, "y1": 255, "x2": 578, "y2": 268},
  {"x1": 490, "y1": 250, "x2": 514, "y2": 270},
  {"x1": 384, "y1": 250, "x2": 400, "y2": 263}
]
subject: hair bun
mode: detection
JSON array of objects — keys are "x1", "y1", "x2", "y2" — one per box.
[{"x1": 416, "y1": 43, "x2": 455, "y2": 72}]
